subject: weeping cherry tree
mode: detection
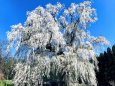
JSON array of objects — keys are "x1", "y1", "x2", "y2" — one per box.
[{"x1": 7, "y1": 1, "x2": 109, "y2": 86}]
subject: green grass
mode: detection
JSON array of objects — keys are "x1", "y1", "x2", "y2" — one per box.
[{"x1": 0, "y1": 80, "x2": 14, "y2": 86}]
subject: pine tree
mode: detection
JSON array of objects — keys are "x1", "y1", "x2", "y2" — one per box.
[{"x1": 97, "y1": 46, "x2": 115, "y2": 86}]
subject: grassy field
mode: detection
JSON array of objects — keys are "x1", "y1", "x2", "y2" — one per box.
[{"x1": 0, "y1": 80, "x2": 14, "y2": 86}]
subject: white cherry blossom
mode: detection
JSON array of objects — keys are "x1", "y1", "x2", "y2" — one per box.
[{"x1": 7, "y1": 1, "x2": 109, "y2": 86}]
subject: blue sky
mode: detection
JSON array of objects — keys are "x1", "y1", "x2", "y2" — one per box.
[{"x1": 0, "y1": 0, "x2": 115, "y2": 46}]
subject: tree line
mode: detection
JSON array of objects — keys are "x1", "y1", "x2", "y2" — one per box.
[{"x1": 97, "y1": 45, "x2": 115, "y2": 86}]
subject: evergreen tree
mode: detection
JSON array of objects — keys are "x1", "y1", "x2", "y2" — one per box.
[{"x1": 97, "y1": 46, "x2": 115, "y2": 86}]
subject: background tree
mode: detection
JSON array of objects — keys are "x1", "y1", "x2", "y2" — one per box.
[
  {"x1": 7, "y1": 1, "x2": 109, "y2": 86},
  {"x1": 97, "y1": 45, "x2": 115, "y2": 86},
  {"x1": 0, "y1": 40, "x2": 15, "y2": 80},
  {"x1": 0, "y1": 40, "x2": 7, "y2": 80},
  {"x1": 3, "y1": 57, "x2": 16, "y2": 80}
]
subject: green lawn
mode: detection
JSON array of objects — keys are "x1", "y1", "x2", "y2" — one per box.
[{"x1": 0, "y1": 80, "x2": 14, "y2": 86}]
